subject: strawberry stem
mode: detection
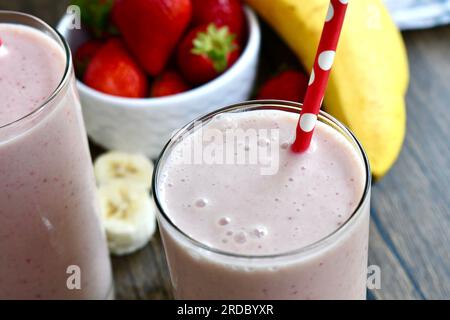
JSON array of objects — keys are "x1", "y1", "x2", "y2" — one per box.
[
  {"x1": 191, "y1": 24, "x2": 238, "y2": 73},
  {"x1": 72, "y1": 0, "x2": 117, "y2": 38}
]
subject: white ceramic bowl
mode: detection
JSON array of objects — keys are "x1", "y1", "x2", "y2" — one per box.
[{"x1": 57, "y1": 7, "x2": 260, "y2": 158}]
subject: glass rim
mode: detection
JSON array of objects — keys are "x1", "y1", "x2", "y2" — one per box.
[
  {"x1": 0, "y1": 10, "x2": 71, "y2": 130},
  {"x1": 152, "y1": 100, "x2": 371, "y2": 260}
]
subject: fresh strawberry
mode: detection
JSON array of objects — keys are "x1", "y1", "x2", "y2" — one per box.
[
  {"x1": 74, "y1": 40, "x2": 103, "y2": 79},
  {"x1": 151, "y1": 70, "x2": 190, "y2": 97},
  {"x1": 71, "y1": 0, "x2": 118, "y2": 38},
  {"x1": 191, "y1": 0, "x2": 246, "y2": 44},
  {"x1": 84, "y1": 39, "x2": 148, "y2": 98},
  {"x1": 112, "y1": 0, "x2": 192, "y2": 76},
  {"x1": 257, "y1": 70, "x2": 309, "y2": 102},
  {"x1": 177, "y1": 24, "x2": 240, "y2": 85}
]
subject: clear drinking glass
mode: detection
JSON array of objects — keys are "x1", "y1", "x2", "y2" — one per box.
[
  {"x1": 153, "y1": 101, "x2": 371, "y2": 300},
  {"x1": 0, "y1": 11, "x2": 113, "y2": 299}
]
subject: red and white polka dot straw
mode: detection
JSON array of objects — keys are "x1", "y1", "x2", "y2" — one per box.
[
  {"x1": 0, "y1": 39, "x2": 6, "y2": 58},
  {"x1": 291, "y1": 0, "x2": 349, "y2": 153}
]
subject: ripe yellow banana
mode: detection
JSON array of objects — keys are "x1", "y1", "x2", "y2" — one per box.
[{"x1": 245, "y1": 0, "x2": 409, "y2": 179}]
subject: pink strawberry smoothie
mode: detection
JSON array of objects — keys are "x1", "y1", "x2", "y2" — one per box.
[
  {"x1": 0, "y1": 22, "x2": 112, "y2": 299},
  {"x1": 156, "y1": 107, "x2": 370, "y2": 299}
]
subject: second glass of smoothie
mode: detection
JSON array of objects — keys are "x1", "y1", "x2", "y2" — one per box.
[
  {"x1": 0, "y1": 11, "x2": 112, "y2": 299},
  {"x1": 153, "y1": 101, "x2": 371, "y2": 300}
]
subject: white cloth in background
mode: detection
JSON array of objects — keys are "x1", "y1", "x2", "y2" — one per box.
[{"x1": 384, "y1": 0, "x2": 450, "y2": 29}]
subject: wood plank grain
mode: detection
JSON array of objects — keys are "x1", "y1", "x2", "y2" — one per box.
[
  {"x1": 368, "y1": 220, "x2": 423, "y2": 300},
  {"x1": 369, "y1": 26, "x2": 450, "y2": 299},
  {"x1": 111, "y1": 234, "x2": 173, "y2": 300}
]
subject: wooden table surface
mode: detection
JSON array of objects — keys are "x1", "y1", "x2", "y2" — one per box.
[{"x1": 1, "y1": 0, "x2": 449, "y2": 300}]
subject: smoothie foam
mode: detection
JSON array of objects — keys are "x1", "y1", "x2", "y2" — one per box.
[
  {"x1": 156, "y1": 108, "x2": 370, "y2": 299},
  {"x1": 158, "y1": 110, "x2": 366, "y2": 255},
  {"x1": 0, "y1": 24, "x2": 64, "y2": 127}
]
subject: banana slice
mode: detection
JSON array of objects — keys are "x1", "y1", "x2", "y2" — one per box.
[
  {"x1": 98, "y1": 181, "x2": 156, "y2": 256},
  {"x1": 94, "y1": 151, "x2": 154, "y2": 190}
]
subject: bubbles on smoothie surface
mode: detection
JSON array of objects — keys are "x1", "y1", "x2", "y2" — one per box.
[
  {"x1": 0, "y1": 24, "x2": 65, "y2": 127},
  {"x1": 252, "y1": 226, "x2": 268, "y2": 238},
  {"x1": 233, "y1": 231, "x2": 247, "y2": 244},
  {"x1": 218, "y1": 217, "x2": 231, "y2": 226},
  {"x1": 159, "y1": 111, "x2": 367, "y2": 256},
  {"x1": 195, "y1": 198, "x2": 208, "y2": 208}
]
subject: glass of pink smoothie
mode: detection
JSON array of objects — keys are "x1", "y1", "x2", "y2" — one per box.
[
  {"x1": 153, "y1": 101, "x2": 371, "y2": 300},
  {"x1": 0, "y1": 11, "x2": 112, "y2": 299}
]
